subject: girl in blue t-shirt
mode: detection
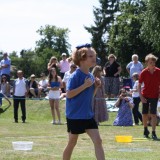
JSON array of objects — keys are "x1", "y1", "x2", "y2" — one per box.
[{"x1": 63, "y1": 44, "x2": 105, "y2": 160}]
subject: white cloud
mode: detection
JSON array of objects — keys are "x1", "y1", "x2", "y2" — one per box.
[{"x1": 0, "y1": 0, "x2": 99, "y2": 53}]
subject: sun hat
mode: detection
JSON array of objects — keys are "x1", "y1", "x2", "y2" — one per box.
[
  {"x1": 30, "y1": 74, "x2": 36, "y2": 78},
  {"x1": 62, "y1": 53, "x2": 67, "y2": 56}
]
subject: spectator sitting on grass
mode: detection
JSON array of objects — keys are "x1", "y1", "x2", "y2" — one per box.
[
  {"x1": 38, "y1": 73, "x2": 48, "y2": 97},
  {"x1": 28, "y1": 74, "x2": 40, "y2": 98},
  {"x1": 113, "y1": 88, "x2": 134, "y2": 126},
  {"x1": 0, "y1": 75, "x2": 10, "y2": 97}
]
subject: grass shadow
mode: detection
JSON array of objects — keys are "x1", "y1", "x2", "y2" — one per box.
[
  {"x1": 99, "y1": 124, "x2": 113, "y2": 126},
  {"x1": 153, "y1": 138, "x2": 160, "y2": 141}
]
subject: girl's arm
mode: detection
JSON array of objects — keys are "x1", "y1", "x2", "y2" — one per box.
[
  {"x1": 128, "y1": 101, "x2": 134, "y2": 109},
  {"x1": 115, "y1": 98, "x2": 121, "y2": 107},
  {"x1": 124, "y1": 97, "x2": 134, "y2": 109},
  {"x1": 93, "y1": 77, "x2": 101, "y2": 97},
  {"x1": 47, "y1": 82, "x2": 51, "y2": 90},
  {"x1": 47, "y1": 63, "x2": 52, "y2": 70},
  {"x1": 131, "y1": 81, "x2": 138, "y2": 92},
  {"x1": 67, "y1": 78, "x2": 93, "y2": 98}
]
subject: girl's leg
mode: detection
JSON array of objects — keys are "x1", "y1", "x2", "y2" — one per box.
[
  {"x1": 132, "y1": 98, "x2": 139, "y2": 124},
  {"x1": 49, "y1": 99, "x2": 55, "y2": 123},
  {"x1": 63, "y1": 133, "x2": 78, "y2": 160},
  {"x1": 86, "y1": 129, "x2": 105, "y2": 160},
  {"x1": 55, "y1": 99, "x2": 61, "y2": 123}
]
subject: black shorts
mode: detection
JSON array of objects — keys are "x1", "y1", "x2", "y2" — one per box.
[
  {"x1": 142, "y1": 98, "x2": 158, "y2": 114},
  {"x1": 66, "y1": 118, "x2": 98, "y2": 134}
]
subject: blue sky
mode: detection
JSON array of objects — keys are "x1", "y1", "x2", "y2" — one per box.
[{"x1": 0, "y1": 0, "x2": 99, "y2": 54}]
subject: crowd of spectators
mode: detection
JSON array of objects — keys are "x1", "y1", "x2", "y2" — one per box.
[{"x1": 1, "y1": 50, "x2": 160, "y2": 141}]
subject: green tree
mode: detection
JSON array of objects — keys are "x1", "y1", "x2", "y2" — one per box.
[
  {"x1": 141, "y1": 0, "x2": 160, "y2": 52},
  {"x1": 9, "y1": 51, "x2": 18, "y2": 58},
  {"x1": 36, "y1": 25, "x2": 71, "y2": 57},
  {"x1": 108, "y1": 0, "x2": 152, "y2": 75},
  {"x1": 11, "y1": 49, "x2": 37, "y2": 78},
  {"x1": 85, "y1": 0, "x2": 119, "y2": 65},
  {"x1": 9, "y1": 25, "x2": 71, "y2": 79}
]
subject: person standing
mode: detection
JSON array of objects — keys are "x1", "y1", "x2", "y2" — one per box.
[
  {"x1": 62, "y1": 63, "x2": 77, "y2": 92},
  {"x1": 126, "y1": 54, "x2": 143, "y2": 88},
  {"x1": 63, "y1": 44, "x2": 105, "y2": 160},
  {"x1": 92, "y1": 65, "x2": 108, "y2": 125},
  {"x1": 103, "y1": 54, "x2": 121, "y2": 98},
  {"x1": 48, "y1": 67, "x2": 62, "y2": 124},
  {"x1": 47, "y1": 56, "x2": 59, "y2": 72},
  {"x1": 58, "y1": 53, "x2": 70, "y2": 79},
  {"x1": 138, "y1": 54, "x2": 160, "y2": 140},
  {"x1": 58, "y1": 53, "x2": 70, "y2": 93},
  {"x1": 0, "y1": 52, "x2": 11, "y2": 82},
  {"x1": 13, "y1": 70, "x2": 28, "y2": 123},
  {"x1": 130, "y1": 72, "x2": 142, "y2": 125}
]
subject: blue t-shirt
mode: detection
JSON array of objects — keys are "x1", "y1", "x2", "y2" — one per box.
[
  {"x1": 66, "y1": 68, "x2": 95, "y2": 119},
  {"x1": 126, "y1": 61, "x2": 143, "y2": 77},
  {"x1": 0, "y1": 58, "x2": 11, "y2": 76}
]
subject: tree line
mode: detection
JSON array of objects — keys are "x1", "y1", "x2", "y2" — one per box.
[{"x1": 1, "y1": 0, "x2": 160, "y2": 78}]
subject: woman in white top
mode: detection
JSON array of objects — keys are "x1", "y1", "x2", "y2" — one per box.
[{"x1": 130, "y1": 72, "x2": 142, "y2": 125}]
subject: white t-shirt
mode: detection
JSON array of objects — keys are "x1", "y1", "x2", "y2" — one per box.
[
  {"x1": 14, "y1": 78, "x2": 27, "y2": 96},
  {"x1": 132, "y1": 80, "x2": 139, "y2": 98},
  {"x1": 39, "y1": 79, "x2": 48, "y2": 88},
  {"x1": 62, "y1": 71, "x2": 72, "y2": 84},
  {"x1": 59, "y1": 60, "x2": 70, "y2": 73}
]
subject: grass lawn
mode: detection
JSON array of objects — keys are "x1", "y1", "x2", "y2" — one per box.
[{"x1": 0, "y1": 98, "x2": 160, "y2": 160}]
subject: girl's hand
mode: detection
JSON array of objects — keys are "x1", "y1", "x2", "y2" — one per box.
[
  {"x1": 114, "y1": 73, "x2": 118, "y2": 77},
  {"x1": 129, "y1": 89, "x2": 133, "y2": 93},
  {"x1": 84, "y1": 78, "x2": 93, "y2": 88},
  {"x1": 124, "y1": 97, "x2": 129, "y2": 102},
  {"x1": 95, "y1": 77, "x2": 101, "y2": 88},
  {"x1": 119, "y1": 94, "x2": 124, "y2": 99}
]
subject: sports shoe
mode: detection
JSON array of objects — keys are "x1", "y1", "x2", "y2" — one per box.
[
  {"x1": 144, "y1": 129, "x2": 150, "y2": 138},
  {"x1": 152, "y1": 132, "x2": 158, "y2": 140},
  {"x1": 57, "y1": 121, "x2": 62, "y2": 125},
  {"x1": 50, "y1": 120, "x2": 56, "y2": 124}
]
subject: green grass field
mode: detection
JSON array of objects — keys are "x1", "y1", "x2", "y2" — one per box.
[{"x1": 0, "y1": 99, "x2": 160, "y2": 160}]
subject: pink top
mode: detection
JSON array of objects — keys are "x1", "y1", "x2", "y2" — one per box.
[{"x1": 59, "y1": 60, "x2": 70, "y2": 73}]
